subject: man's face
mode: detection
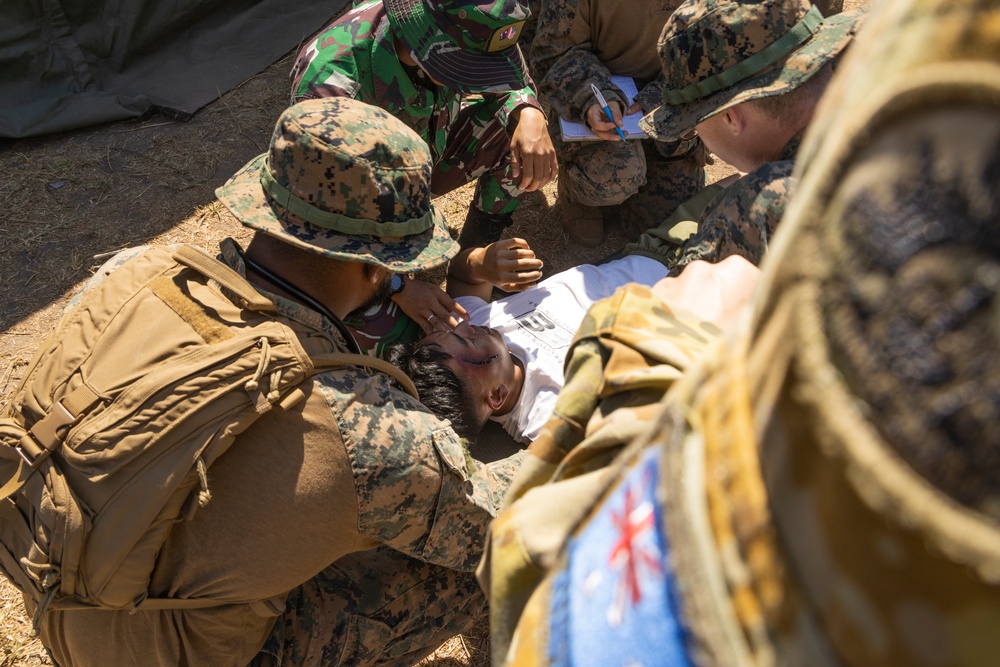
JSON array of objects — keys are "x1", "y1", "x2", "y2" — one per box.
[
  {"x1": 419, "y1": 321, "x2": 515, "y2": 419},
  {"x1": 693, "y1": 112, "x2": 747, "y2": 171}
]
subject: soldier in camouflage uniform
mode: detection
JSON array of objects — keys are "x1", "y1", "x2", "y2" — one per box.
[
  {"x1": 530, "y1": 0, "x2": 707, "y2": 246},
  {"x1": 627, "y1": 0, "x2": 862, "y2": 274},
  {"x1": 291, "y1": 0, "x2": 556, "y2": 334},
  {"x1": 482, "y1": 0, "x2": 1000, "y2": 664},
  {"x1": 33, "y1": 98, "x2": 526, "y2": 667}
]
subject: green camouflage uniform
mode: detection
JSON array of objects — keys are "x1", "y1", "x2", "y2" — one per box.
[
  {"x1": 530, "y1": 0, "x2": 706, "y2": 239},
  {"x1": 483, "y1": 0, "x2": 1000, "y2": 665},
  {"x1": 291, "y1": 0, "x2": 542, "y2": 216}
]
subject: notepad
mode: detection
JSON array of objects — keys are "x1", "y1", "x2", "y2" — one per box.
[{"x1": 558, "y1": 75, "x2": 648, "y2": 142}]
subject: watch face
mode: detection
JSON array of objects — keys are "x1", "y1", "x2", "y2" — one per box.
[{"x1": 390, "y1": 273, "x2": 405, "y2": 295}]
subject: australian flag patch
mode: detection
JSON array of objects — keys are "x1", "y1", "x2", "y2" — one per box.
[{"x1": 547, "y1": 447, "x2": 693, "y2": 667}]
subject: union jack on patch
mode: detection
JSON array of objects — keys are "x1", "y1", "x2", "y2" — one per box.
[{"x1": 499, "y1": 25, "x2": 517, "y2": 41}]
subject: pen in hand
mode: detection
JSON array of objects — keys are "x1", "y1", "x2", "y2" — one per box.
[{"x1": 590, "y1": 83, "x2": 627, "y2": 141}]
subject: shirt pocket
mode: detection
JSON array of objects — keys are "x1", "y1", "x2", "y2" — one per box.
[{"x1": 419, "y1": 428, "x2": 497, "y2": 571}]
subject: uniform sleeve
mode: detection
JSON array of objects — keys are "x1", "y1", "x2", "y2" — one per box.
[
  {"x1": 633, "y1": 70, "x2": 666, "y2": 113},
  {"x1": 530, "y1": 0, "x2": 625, "y2": 121},
  {"x1": 674, "y1": 161, "x2": 797, "y2": 273},
  {"x1": 507, "y1": 284, "x2": 719, "y2": 500},
  {"x1": 495, "y1": 77, "x2": 545, "y2": 133},
  {"x1": 318, "y1": 369, "x2": 526, "y2": 572},
  {"x1": 290, "y1": 19, "x2": 365, "y2": 101}
]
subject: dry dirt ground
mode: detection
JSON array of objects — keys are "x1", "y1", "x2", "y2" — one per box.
[{"x1": 0, "y1": 0, "x2": 865, "y2": 657}]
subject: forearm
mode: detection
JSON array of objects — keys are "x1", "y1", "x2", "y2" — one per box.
[{"x1": 446, "y1": 248, "x2": 495, "y2": 301}]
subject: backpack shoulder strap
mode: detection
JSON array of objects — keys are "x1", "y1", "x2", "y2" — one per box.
[
  {"x1": 173, "y1": 245, "x2": 276, "y2": 313},
  {"x1": 172, "y1": 245, "x2": 420, "y2": 401},
  {"x1": 311, "y1": 352, "x2": 419, "y2": 401}
]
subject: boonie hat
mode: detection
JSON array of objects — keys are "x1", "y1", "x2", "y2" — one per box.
[
  {"x1": 639, "y1": 0, "x2": 862, "y2": 140},
  {"x1": 216, "y1": 98, "x2": 459, "y2": 273},
  {"x1": 385, "y1": 0, "x2": 530, "y2": 94}
]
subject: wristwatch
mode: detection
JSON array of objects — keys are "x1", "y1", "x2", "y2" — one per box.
[{"x1": 388, "y1": 274, "x2": 406, "y2": 298}]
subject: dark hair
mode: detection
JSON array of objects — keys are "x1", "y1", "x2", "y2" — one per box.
[{"x1": 388, "y1": 340, "x2": 484, "y2": 442}]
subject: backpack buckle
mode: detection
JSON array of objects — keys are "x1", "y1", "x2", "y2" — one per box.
[{"x1": 18, "y1": 401, "x2": 76, "y2": 469}]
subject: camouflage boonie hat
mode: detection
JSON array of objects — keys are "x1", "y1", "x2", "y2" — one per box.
[
  {"x1": 385, "y1": 0, "x2": 530, "y2": 94},
  {"x1": 639, "y1": 0, "x2": 862, "y2": 140},
  {"x1": 216, "y1": 98, "x2": 458, "y2": 273}
]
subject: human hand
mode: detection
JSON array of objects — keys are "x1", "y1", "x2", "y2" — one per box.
[
  {"x1": 585, "y1": 100, "x2": 626, "y2": 141},
  {"x1": 510, "y1": 106, "x2": 558, "y2": 192},
  {"x1": 392, "y1": 278, "x2": 470, "y2": 334},
  {"x1": 478, "y1": 238, "x2": 544, "y2": 291},
  {"x1": 651, "y1": 256, "x2": 760, "y2": 332},
  {"x1": 625, "y1": 101, "x2": 643, "y2": 116}
]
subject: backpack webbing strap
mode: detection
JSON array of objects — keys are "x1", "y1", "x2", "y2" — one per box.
[
  {"x1": 173, "y1": 245, "x2": 276, "y2": 313},
  {"x1": 312, "y1": 352, "x2": 419, "y2": 401}
]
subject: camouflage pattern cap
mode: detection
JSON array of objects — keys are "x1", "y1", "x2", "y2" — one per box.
[
  {"x1": 385, "y1": 0, "x2": 530, "y2": 94},
  {"x1": 639, "y1": 0, "x2": 862, "y2": 140},
  {"x1": 216, "y1": 98, "x2": 458, "y2": 273}
]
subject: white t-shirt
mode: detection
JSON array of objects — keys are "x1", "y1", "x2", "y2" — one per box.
[{"x1": 455, "y1": 255, "x2": 668, "y2": 444}]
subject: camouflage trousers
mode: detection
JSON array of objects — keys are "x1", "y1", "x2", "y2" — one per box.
[
  {"x1": 553, "y1": 131, "x2": 706, "y2": 240},
  {"x1": 431, "y1": 97, "x2": 525, "y2": 216},
  {"x1": 253, "y1": 547, "x2": 485, "y2": 667}
]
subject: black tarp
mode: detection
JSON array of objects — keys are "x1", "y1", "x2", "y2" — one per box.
[{"x1": 0, "y1": 0, "x2": 346, "y2": 138}]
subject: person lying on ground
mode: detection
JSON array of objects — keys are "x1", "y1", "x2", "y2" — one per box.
[{"x1": 390, "y1": 253, "x2": 671, "y2": 443}]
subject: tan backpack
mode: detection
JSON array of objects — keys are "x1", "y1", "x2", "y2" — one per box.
[{"x1": 0, "y1": 244, "x2": 416, "y2": 626}]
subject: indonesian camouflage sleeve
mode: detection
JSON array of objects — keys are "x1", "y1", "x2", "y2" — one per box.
[
  {"x1": 289, "y1": 7, "x2": 374, "y2": 102},
  {"x1": 495, "y1": 75, "x2": 544, "y2": 134},
  {"x1": 317, "y1": 369, "x2": 526, "y2": 572},
  {"x1": 673, "y1": 160, "x2": 797, "y2": 274},
  {"x1": 530, "y1": 0, "x2": 624, "y2": 120}
]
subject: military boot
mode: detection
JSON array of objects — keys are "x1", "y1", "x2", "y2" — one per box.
[
  {"x1": 558, "y1": 178, "x2": 603, "y2": 247},
  {"x1": 457, "y1": 206, "x2": 514, "y2": 251}
]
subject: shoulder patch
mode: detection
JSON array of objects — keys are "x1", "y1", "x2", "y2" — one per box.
[{"x1": 548, "y1": 447, "x2": 693, "y2": 667}]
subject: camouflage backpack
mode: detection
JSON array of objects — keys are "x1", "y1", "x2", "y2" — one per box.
[{"x1": 0, "y1": 244, "x2": 417, "y2": 626}]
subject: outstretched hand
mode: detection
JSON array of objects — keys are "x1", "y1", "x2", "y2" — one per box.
[
  {"x1": 392, "y1": 278, "x2": 469, "y2": 334},
  {"x1": 446, "y1": 238, "x2": 544, "y2": 300},
  {"x1": 652, "y1": 256, "x2": 760, "y2": 332}
]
